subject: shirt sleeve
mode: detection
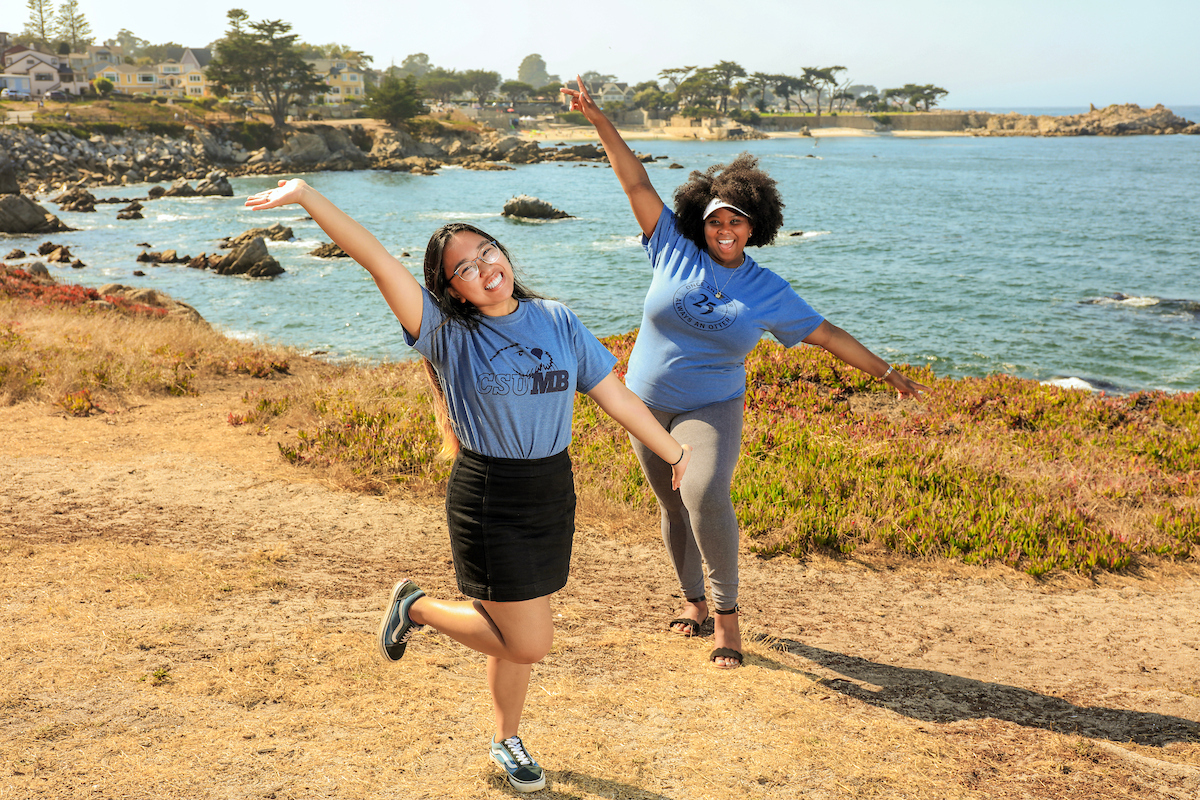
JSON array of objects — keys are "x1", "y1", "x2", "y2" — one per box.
[
  {"x1": 765, "y1": 275, "x2": 825, "y2": 347},
  {"x1": 402, "y1": 288, "x2": 445, "y2": 361},
  {"x1": 641, "y1": 205, "x2": 680, "y2": 265},
  {"x1": 567, "y1": 308, "x2": 619, "y2": 393}
]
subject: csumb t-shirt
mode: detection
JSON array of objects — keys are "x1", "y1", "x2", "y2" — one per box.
[
  {"x1": 625, "y1": 206, "x2": 825, "y2": 413},
  {"x1": 405, "y1": 289, "x2": 618, "y2": 460}
]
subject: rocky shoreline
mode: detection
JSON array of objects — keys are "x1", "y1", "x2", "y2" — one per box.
[
  {"x1": 965, "y1": 103, "x2": 1199, "y2": 137},
  {"x1": 0, "y1": 122, "x2": 629, "y2": 198},
  {"x1": 2, "y1": 103, "x2": 1193, "y2": 199}
]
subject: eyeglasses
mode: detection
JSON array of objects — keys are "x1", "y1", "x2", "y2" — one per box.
[{"x1": 451, "y1": 241, "x2": 502, "y2": 282}]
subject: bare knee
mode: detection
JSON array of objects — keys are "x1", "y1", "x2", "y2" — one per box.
[{"x1": 506, "y1": 632, "x2": 552, "y2": 664}]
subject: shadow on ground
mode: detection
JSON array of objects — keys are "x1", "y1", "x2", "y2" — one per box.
[{"x1": 773, "y1": 638, "x2": 1200, "y2": 746}]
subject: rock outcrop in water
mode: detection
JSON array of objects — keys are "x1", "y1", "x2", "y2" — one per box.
[
  {"x1": 212, "y1": 237, "x2": 284, "y2": 278},
  {"x1": 972, "y1": 104, "x2": 1198, "y2": 137},
  {"x1": 501, "y1": 195, "x2": 573, "y2": 220},
  {"x1": 220, "y1": 223, "x2": 294, "y2": 249},
  {"x1": 0, "y1": 194, "x2": 75, "y2": 234},
  {"x1": 51, "y1": 186, "x2": 97, "y2": 212},
  {"x1": 309, "y1": 242, "x2": 349, "y2": 258}
]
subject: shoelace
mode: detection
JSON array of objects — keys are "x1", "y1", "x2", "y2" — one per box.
[
  {"x1": 392, "y1": 621, "x2": 424, "y2": 645},
  {"x1": 502, "y1": 736, "x2": 534, "y2": 766}
]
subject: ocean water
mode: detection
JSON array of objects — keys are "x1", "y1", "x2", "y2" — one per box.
[{"x1": 11, "y1": 133, "x2": 1200, "y2": 393}]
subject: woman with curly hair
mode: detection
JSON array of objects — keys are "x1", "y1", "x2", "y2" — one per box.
[{"x1": 563, "y1": 77, "x2": 929, "y2": 669}]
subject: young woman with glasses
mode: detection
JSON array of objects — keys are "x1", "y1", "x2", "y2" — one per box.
[
  {"x1": 245, "y1": 179, "x2": 691, "y2": 791},
  {"x1": 561, "y1": 77, "x2": 929, "y2": 669}
]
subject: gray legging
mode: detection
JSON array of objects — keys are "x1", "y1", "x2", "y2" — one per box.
[{"x1": 628, "y1": 396, "x2": 744, "y2": 612}]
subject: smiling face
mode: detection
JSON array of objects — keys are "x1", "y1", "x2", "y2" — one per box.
[
  {"x1": 442, "y1": 230, "x2": 518, "y2": 317},
  {"x1": 704, "y1": 208, "x2": 753, "y2": 269}
]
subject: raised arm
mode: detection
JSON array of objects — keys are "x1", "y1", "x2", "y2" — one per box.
[
  {"x1": 245, "y1": 179, "x2": 424, "y2": 338},
  {"x1": 803, "y1": 321, "x2": 931, "y2": 397},
  {"x1": 586, "y1": 373, "x2": 691, "y2": 490},
  {"x1": 562, "y1": 76, "x2": 664, "y2": 238}
]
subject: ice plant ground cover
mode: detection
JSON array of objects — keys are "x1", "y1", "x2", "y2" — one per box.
[
  {"x1": 3, "y1": 268, "x2": 1195, "y2": 575},
  {"x1": 262, "y1": 329, "x2": 1197, "y2": 577}
]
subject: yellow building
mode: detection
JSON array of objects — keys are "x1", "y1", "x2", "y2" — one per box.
[
  {"x1": 309, "y1": 59, "x2": 365, "y2": 105},
  {"x1": 92, "y1": 48, "x2": 214, "y2": 99}
]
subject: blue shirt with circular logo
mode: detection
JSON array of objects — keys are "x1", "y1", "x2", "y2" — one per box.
[{"x1": 626, "y1": 206, "x2": 824, "y2": 413}]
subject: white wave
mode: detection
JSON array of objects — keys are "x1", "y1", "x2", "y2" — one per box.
[
  {"x1": 419, "y1": 211, "x2": 500, "y2": 221},
  {"x1": 219, "y1": 328, "x2": 260, "y2": 343},
  {"x1": 591, "y1": 236, "x2": 643, "y2": 251},
  {"x1": 1042, "y1": 377, "x2": 1097, "y2": 392},
  {"x1": 1093, "y1": 295, "x2": 1160, "y2": 308},
  {"x1": 155, "y1": 213, "x2": 198, "y2": 222},
  {"x1": 771, "y1": 231, "x2": 831, "y2": 244}
]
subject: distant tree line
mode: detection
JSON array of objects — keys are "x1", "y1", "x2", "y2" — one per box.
[
  {"x1": 21, "y1": 0, "x2": 94, "y2": 54},
  {"x1": 15, "y1": 3, "x2": 949, "y2": 132}
]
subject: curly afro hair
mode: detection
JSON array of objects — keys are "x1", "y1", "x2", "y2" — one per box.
[{"x1": 673, "y1": 152, "x2": 785, "y2": 251}]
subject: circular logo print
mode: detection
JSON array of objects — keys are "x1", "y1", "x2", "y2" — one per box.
[{"x1": 673, "y1": 280, "x2": 737, "y2": 331}]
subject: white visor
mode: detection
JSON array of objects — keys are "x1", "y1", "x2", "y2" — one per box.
[{"x1": 703, "y1": 197, "x2": 750, "y2": 220}]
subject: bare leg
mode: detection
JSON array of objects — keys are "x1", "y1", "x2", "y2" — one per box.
[
  {"x1": 409, "y1": 595, "x2": 553, "y2": 738},
  {"x1": 408, "y1": 595, "x2": 553, "y2": 664},
  {"x1": 489, "y1": 657, "x2": 533, "y2": 740}
]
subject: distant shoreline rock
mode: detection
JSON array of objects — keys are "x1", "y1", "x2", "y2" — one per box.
[{"x1": 969, "y1": 103, "x2": 1199, "y2": 137}]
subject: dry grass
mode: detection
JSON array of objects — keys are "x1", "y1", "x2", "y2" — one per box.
[
  {"x1": 4, "y1": 537, "x2": 1196, "y2": 799},
  {"x1": 0, "y1": 294, "x2": 301, "y2": 410},
  {"x1": 0, "y1": 542, "x2": 1011, "y2": 799},
  {"x1": 4, "y1": 272, "x2": 1199, "y2": 798}
]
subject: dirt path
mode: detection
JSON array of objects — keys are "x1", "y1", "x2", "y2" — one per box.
[{"x1": 2, "y1": 376, "x2": 1198, "y2": 799}]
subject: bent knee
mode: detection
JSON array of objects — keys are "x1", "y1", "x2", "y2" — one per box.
[{"x1": 506, "y1": 631, "x2": 553, "y2": 664}]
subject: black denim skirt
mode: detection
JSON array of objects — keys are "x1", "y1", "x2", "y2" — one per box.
[{"x1": 445, "y1": 448, "x2": 576, "y2": 602}]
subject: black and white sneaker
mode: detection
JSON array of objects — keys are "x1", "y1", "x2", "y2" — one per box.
[
  {"x1": 377, "y1": 579, "x2": 425, "y2": 662},
  {"x1": 490, "y1": 735, "x2": 546, "y2": 792}
]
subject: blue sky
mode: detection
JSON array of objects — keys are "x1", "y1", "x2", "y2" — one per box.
[{"x1": 29, "y1": 0, "x2": 1200, "y2": 109}]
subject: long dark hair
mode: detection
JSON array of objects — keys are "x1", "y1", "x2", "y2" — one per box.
[{"x1": 420, "y1": 222, "x2": 543, "y2": 458}]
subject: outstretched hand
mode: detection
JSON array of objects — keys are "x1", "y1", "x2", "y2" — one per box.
[
  {"x1": 890, "y1": 372, "x2": 933, "y2": 398},
  {"x1": 244, "y1": 178, "x2": 309, "y2": 211},
  {"x1": 560, "y1": 75, "x2": 605, "y2": 126},
  {"x1": 670, "y1": 444, "x2": 692, "y2": 491}
]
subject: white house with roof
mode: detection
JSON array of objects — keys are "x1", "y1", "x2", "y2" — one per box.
[
  {"x1": 597, "y1": 82, "x2": 632, "y2": 105},
  {"x1": 2, "y1": 47, "x2": 67, "y2": 97}
]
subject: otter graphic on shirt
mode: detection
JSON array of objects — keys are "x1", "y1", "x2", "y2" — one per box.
[
  {"x1": 673, "y1": 279, "x2": 737, "y2": 331},
  {"x1": 475, "y1": 341, "x2": 570, "y2": 396}
]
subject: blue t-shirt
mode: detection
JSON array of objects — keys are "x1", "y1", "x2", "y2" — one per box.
[
  {"x1": 625, "y1": 206, "x2": 825, "y2": 413},
  {"x1": 405, "y1": 290, "x2": 618, "y2": 459}
]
